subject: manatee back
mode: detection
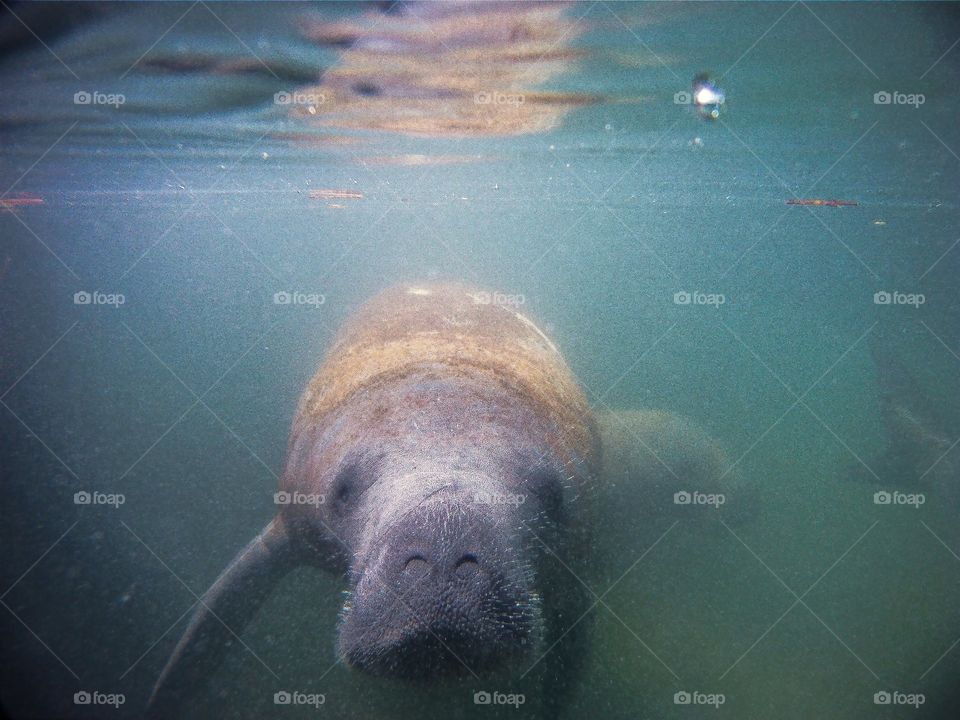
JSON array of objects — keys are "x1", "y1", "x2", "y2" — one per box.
[{"x1": 294, "y1": 282, "x2": 598, "y2": 471}]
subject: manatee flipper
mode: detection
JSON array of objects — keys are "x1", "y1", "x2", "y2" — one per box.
[
  {"x1": 864, "y1": 329, "x2": 958, "y2": 501},
  {"x1": 147, "y1": 517, "x2": 299, "y2": 718},
  {"x1": 595, "y1": 409, "x2": 755, "y2": 524},
  {"x1": 864, "y1": 344, "x2": 928, "y2": 485}
]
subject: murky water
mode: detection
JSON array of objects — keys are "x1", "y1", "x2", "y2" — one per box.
[{"x1": 1, "y1": 2, "x2": 958, "y2": 718}]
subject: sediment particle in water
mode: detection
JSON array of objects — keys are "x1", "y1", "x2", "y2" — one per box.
[{"x1": 786, "y1": 199, "x2": 858, "y2": 207}]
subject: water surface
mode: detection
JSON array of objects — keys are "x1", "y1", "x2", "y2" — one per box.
[{"x1": 1, "y1": 2, "x2": 958, "y2": 718}]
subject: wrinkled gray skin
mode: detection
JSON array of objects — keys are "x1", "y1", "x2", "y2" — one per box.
[{"x1": 281, "y1": 372, "x2": 591, "y2": 682}]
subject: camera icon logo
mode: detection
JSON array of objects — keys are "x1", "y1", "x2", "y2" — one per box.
[
  {"x1": 674, "y1": 491, "x2": 691, "y2": 505},
  {"x1": 274, "y1": 491, "x2": 291, "y2": 505},
  {"x1": 873, "y1": 291, "x2": 891, "y2": 305},
  {"x1": 474, "y1": 690, "x2": 492, "y2": 705},
  {"x1": 874, "y1": 691, "x2": 891, "y2": 705},
  {"x1": 274, "y1": 691, "x2": 291, "y2": 705},
  {"x1": 74, "y1": 491, "x2": 92, "y2": 505},
  {"x1": 74, "y1": 91, "x2": 92, "y2": 105},
  {"x1": 73, "y1": 691, "x2": 91, "y2": 705},
  {"x1": 674, "y1": 91, "x2": 692, "y2": 105},
  {"x1": 674, "y1": 290, "x2": 692, "y2": 305},
  {"x1": 273, "y1": 291, "x2": 291, "y2": 305},
  {"x1": 674, "y1": 691, "x2": 691, "y2": 704},
  {"x1": 74, "y1": 291, "x2": 92, "y2": 305},
  {"x1": 874, "y1": 491, "x2": 892, "y2": 505},
  {"x1": 474, "y1": 92, "x2": 491, "y2": 105},
  {"x1": 873, "y1": 91, "x2": 892, "y2": 105},
  {"x1": 274, "y1": 91, "x2": 292, "y2": 105}
]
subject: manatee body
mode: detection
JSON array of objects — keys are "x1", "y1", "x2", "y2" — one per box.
[
  {"x1": 853, "y1": 327, "x2": 959, "y2": 509},
  {"x1": 597, "y1": 409, "x2": 751, "y2": 521},
  {"x1": 282, "y1": 283, "x2": 599, "y2": 678},
  {"x1": 148, "y1": 282, "x2": 744, "y2": 717}
]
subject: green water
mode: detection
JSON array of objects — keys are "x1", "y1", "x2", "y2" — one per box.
[{"x1": 1, "y1": 2, "x2": 958, "y2": 718}]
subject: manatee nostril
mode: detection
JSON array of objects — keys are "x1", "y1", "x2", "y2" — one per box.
[
  {"x1": 454, "y1": 554, "x2": 479, "y2": 579},
  {"x1": 403, "y1": 555, "x2": 429, "y2": 578}
]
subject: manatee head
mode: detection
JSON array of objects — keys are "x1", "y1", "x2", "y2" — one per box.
[{"x1": 282, "y1": 374, "x2": 581, "y2": 681}]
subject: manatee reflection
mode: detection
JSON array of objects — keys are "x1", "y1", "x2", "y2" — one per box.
[{"x1": 296, "y1": 2, "x2": 598, "y2": 137}]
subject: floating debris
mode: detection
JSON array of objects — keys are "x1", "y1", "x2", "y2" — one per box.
[
  {"x1": 873, "y1": 219, "x2": 887, "y2": 226},
  {"x1": 692, "y1": 72, "x2": 724, "y2": 120},
  {"x1": 358, "y1": 154, "x2": 484, "y2": 167},
  {"x1": 786, "y1": 199, "x2": 859, "y2": 207},
  {"x1": 270, "y1": 131, "x2": 362, "y2": 147},
  {"x1": 0, "y1": 193, "x2": 44, "y2": 211},
  {"x1": 309, "y1": 189, "x2": 363, "y2": 200}
]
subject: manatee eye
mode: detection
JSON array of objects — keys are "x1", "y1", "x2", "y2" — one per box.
[
  {"x1": 329, "y1": 452, "x2": 383, "y2": 519},
  {"x1": 522, "y1": 466, "x2": 565, "y2": 523},
  {"x1": 332, "y1": 463, "x2": 359, "y2": 517}
]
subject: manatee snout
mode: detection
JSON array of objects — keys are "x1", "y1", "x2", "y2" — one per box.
[{"x1": 338, "y1": 495, "x2": 540, "y2": 680}]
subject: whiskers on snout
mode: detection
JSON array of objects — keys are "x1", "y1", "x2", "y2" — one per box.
[
  {"x1": 339, "y1": 595, "x2": 543, "y2": 681},
  {"x1": 337, "y1": 547, "x2": 543, "y2": 681}
]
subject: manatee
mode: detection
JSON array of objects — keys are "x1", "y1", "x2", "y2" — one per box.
[
  {"x1": 148, "y1": 283, "x2": 749, "y2": 718},
  {"x1": 853, "y1": 326, "x2": 958, "y2": 508}
]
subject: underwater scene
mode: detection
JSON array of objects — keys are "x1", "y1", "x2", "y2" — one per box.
[{"x1": 1, "y1": 2, "x2": 958, "y2": 718}]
